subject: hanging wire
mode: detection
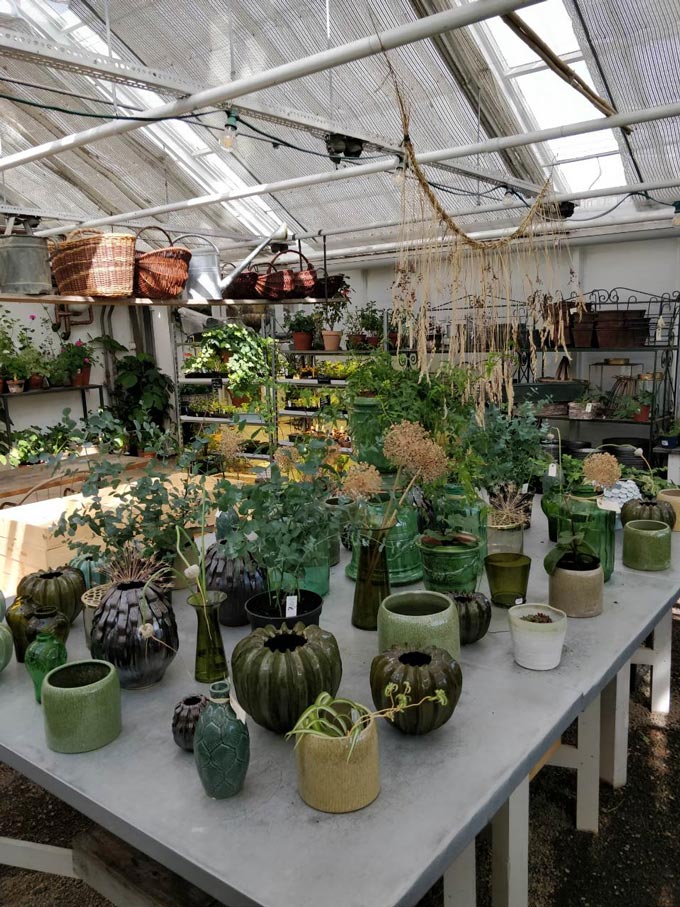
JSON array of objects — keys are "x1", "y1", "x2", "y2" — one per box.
[{"x1": 102, "y1": 0, "x2": 119, "y2": 116}]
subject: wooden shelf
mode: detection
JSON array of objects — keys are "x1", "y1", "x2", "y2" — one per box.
[
  {"x1": 0, "y1": 384, "x2": 102, "y2": 398},
  {"x1": 0, "y1": 293, "x2": 342, "y2": 308}
]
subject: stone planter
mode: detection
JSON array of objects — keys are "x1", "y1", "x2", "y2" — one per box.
[
  {"x1": 508, "y1": 604, "x2": 567, "y2": 671},
  {"x1": 295, "y1": 715, "x2": 380, "y2": 813},
  {"x1": 42, "y1": 660, "x2": 121, "y2": 753},
  {"x1": 377, "y1": 590, "x2": 460, "y2": 660},
  {"x1": 548, "y1": 561, "x2": 604, "y2": 618},
  {"x1": 657, "y1": 489, "x2": 680, "y2": 531},
  {"x1": 622, "y1": 519, "x2": 671, "y2": 571}
]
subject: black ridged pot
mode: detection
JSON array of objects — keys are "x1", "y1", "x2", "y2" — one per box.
[
  {"x1": 172, "y1": 694, "x2": 208, "y2": 751},
  {"x1": 90, "y1": 581, "x2": 179, "y2": 690},
  {"x1": 203, "y1": 540, "x2": 267, "y2": 627}
]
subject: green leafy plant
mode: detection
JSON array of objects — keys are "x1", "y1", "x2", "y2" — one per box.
[
  {"x1": 286, "y1": 685, "x2": 448, "y2": 760},
  {"x1": 359, "y1": 300, "x2": 384, "y2": 336},
  {"x1": 609, "y1": 395, "x2": 641, "y2": 421},
  {"x1": 315, "y1": 295, "x2": 348, "y2": 332},
  {"x1": 112, "y1": 353, "x2": 174, "y2": 431},
  {"x1": 544, "y1": 528, "x2": 600, "y2": 575},
  {"x1": 284, "y1": 311, "x2": 317, "y2": 334}
]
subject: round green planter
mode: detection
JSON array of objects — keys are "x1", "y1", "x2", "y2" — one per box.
[
  {"x1": 431, "y1": 484, "x2": 487, "y2": 560},
  {"x1": 0, "y1": 592, "x2": 12, "y2": 673},
  {"x1": 377, "y1": 590, "x2": 460, "y2": 660},
  {"x1": 417, "y1": 538, "x2": 482, "y2": 593},
  {"x1": 42, "y1": 660, "x2": 121, "y2": 754},
  {"x1": 346, "y1": 495, "x2": 422, "y2": 585},
  {"x1": 622, "y1": 519, "x2": 671, "y2": 572}
]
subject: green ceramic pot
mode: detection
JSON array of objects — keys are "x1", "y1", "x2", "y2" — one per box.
[
  {"x1": 377, "y1": 590, "x2": 460, "y2": 660},
  {"x1": 25, "y1": 632, "x2": 67, "y2": 703},
  {"x1": 194, "y1": 680, "x2": 250, "y2": 799},
  {"x1": 0, "y1": 591, "x2": 12, "y2": 673},
  {"x1": 41, "y1": 660, "x2": 121, "y2": 754},
  {"x1": 431, "y1": 484, "x2": 487, "y2": 560},
  {"x1": 484, "y1": 553, "x2": 532, "y2": 608},
  {"x1": 347, "y1": 495, "x2": 422, "y2": 585},
  {"x1": 622, "y1": 519, "x2": 671, "y2": 572},
  {"x1": 417, "y1": 538, "x2": 482, "y2": 593}
]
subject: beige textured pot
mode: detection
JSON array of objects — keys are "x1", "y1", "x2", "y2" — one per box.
[
  {"x1": 657, "y1": 489, "x2": 680, "y2": 532},
  {"x1": 548, "y1": 563, "x2": 604, "y2": 618},
  {"x1": 295, "y1": 716, "x2": 380, "y2": 813},
  {"x1": 322, "y1": 330, "x2": 342, "y2": 352}
]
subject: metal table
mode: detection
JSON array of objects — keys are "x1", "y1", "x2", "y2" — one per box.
[{"x1": 0, "y1": 503, "x2": 677, "y2": 907}]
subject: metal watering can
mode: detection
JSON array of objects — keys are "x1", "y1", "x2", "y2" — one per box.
[
  {"x1": 0, "y1": 233, "x2": 52, "y2": 295},
  {"x1": 177, "y1": 224, "x2": 289, "y2": 301}
]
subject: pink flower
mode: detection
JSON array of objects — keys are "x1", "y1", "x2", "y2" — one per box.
[
  {"x1": 75, "y1": 339, "x2": 83, "y2": 347},
  {"x1": 84, "y1": 357, "x2": 90, "y2": 364},
  {"x1": 29, "y1": 314, "x2": 36, "y2": 321}
]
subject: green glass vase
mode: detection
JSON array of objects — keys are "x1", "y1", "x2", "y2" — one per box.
[
  {"x1": 187, "y1": 592, "x2": 228, "y2": 684},
  {"x1": 194, "y1": 679, "x2": 250, "y2": 799},
  {"x1": 25, "y1": 632, "x2": 67, "y2": 703},
  {"x1": 418, "y1": 538, "x2": 482, "y2": 593},
  {"x1": 556, "y1": 494, "x2": 615, "y2": 582},
  {"x1": 302, "y1": 538, "x2": 331, "y2": 597},
  {"x1": 346, "y1": 495, "x2": 422, "y2": 585},
  {"x1": 352, "y1": 530, "x2": 391, "y2": 631},
  {"x1": 484, "y1": 553, "x2": 532, "y2": 608},
  {"x1": 540, "y1": 491, "x2": 560, "y2": 543},
  {"x1": 432, "y1": 484, "x2": 487, "y2": 564}
]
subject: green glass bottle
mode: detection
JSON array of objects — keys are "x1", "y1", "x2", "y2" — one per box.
[
  {"x1": 25, "y1": 632, "x2": 67, "y2": 703},
  {"x1": 194, "y1": 679, "x2": 250, "y2": 799},
  {"x1": 187, "y1": 592, "x2": 228, "y2": 684},
  {"x1": 556, "y1": 493, "x2": 615, "y2": 582},
  {"x1": 351, "y1": 529, "x2": 391, "y2": 630}
]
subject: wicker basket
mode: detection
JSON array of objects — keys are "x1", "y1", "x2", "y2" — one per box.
[
  {"x1": 134, "y1": 227, "x2": 192, "y2": 299},
  {"x1": 51, "y1": 229, "x2": 135, "y2": 297}
]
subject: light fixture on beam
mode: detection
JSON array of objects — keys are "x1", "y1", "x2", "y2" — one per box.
[
  {"x1": 325, "y1": 133, "x2": 364, "y2": 166},
  {"x1": 220, "y1": 110, "x2": 239, "y2": 152},
  {"x1": 502, "y1": 186, "x2": 514, "y2": 205},
  {"x1": 392, "y1": 155, "x2": 407, "y2": 188}
]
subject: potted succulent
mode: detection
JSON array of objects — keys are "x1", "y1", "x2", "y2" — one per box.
[
  {"x1": 286, "y1": 683, "x2": 448, "y2": 812},
  {"x1": 284, "y1": 310, "x2": 317, "y2": 351},
  {"x1": 508, "y1": 603, "x2": 567, "y2": 670},
  {"x1": 543, "y1": 529, "x2": 604, "y2": 618},
  {"x1": 315, "y1": 295, "x2": 348, "y2": 351}
]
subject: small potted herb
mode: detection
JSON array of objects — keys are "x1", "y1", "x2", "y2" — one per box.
[
  {"x1": 359, "y1": 300, "x2": 384, "y2": 347},
  {"x1": 508, "y1": 603, "x2": 567, "y2": 670},
  {"x1": 315, "y1": 295, "x2": 348, "y2": 352},
  {"x1": 284, "y1": 311, "x2": 317, "y2": 351},
  {"x1": 543, "y1": 529, "x2": 604, "y2": 618}
]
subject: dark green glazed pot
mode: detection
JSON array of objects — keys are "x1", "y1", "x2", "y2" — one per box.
[
  {"x1": 25, "y1": 632, "x2": 67, "y2": 703},
  {"x1": 194, "y1": 680, "x2": 250, "y2": 799},
  {"x1": 348, "y1": 396, "x2": 394, "y2": 473},
  {"x1": 346, "y1": 495, "x2": 422, "y2": 585},
  {"x1": 620, "y1": 498, "x2": 676, "y2": 530},
  {"x1": 203, "y1": 539, "x2": 266, "y2": 628},
  {"x1": 187, "y1": 592, "x2": 228, "y2": 685},
  {"x1": 622, "y1": 519, "x2": 671, "y2": 571},
  {"x1": 431, "y1": 484, "x2": 487, "y2": 560},
  {"x1": 450, "y1": 592, "x2": 492, "y2": 645},
  {"x1": 42, "y1": 660, "x2": 121, "y2": 754},
  {"x1": 17, "y1": 566, "x2": 86, "y2": 624},
  {"x1": 418, "y1": 538, "x2": 482, "y2": 594}
]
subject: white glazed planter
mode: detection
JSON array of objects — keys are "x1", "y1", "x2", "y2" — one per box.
[{"x1": 508, "y1": 603, "x2": 567, "y2": 671}]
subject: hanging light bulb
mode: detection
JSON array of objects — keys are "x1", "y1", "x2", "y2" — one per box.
[
  {"x1": 502, "y1": 186, "x2": 514, "y2": 206},
  {"x1": 220, "y1": 111, "x2": 239, "y2": 152},
  {"x1": 673, "y1": 201, "x2": 680, "y2": 227},
  {"x1": 392, "y1": 156, "x2": 407, "y2": 188}
]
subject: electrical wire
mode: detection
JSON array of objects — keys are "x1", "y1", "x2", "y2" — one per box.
[
  {"x1": 0, "y1": 89, "x2": 218, "y2": 123},
  {"x1": 571, "y1": 191, "x2": 673, "y2": 222},
  {"x1": 0, "y1": 76, "x2": 144, "y2": 111}
]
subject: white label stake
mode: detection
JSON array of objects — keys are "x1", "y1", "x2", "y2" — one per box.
[
  {"x1": 285, "y1": 596, "x2": 298, "y2": 618},
  {"x1": 548, "y1": 463, "x2": 558, "y2": 477}
]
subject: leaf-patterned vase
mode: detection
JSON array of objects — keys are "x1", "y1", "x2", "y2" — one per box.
[
  {"x1": 25, "y1": 632, "x2": 67, "y2": 703},
  {"x1": 194, "y1": 680, "x2": 250, "y2": 799}
]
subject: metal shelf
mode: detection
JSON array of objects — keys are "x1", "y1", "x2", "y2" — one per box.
[
  {"x1": 277, "y1": 378, "x2": 348, "y2": 387},
  {"x1": 180, "y1": 414, "x2": 265, "y2": 425}
]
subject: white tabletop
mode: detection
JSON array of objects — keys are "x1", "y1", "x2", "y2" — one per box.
[{"x1": 1, "y1": 501, "x2": 678, "y2": 907}]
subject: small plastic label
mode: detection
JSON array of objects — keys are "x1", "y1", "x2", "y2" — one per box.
[
  {"x1": 569, "y1": 306, "x2": 577, "y2": 315},
  {"x1": 585, "y1": 402, "x2": 593, "y2": 413},
  {"x1": 521, "y1": 483, "x2": 529, "y2": 493},
  {"x1": 548, "y1": 463, "x2": 558, "y2": 477},
  {"x1": 285, "y1": 595, "x2": 298, "y2": 617},
  {"x1": 515, "y1": 597, "x2": 524, "y2": 605}
]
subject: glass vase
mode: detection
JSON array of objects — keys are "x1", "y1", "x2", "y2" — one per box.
[
  {"x1": 432, "y1": 483, "x2": 487, "y2": 565},
  {"x1": 487, "y1": 522, "x2": 525, "y2": 555},
  {"x1": 187, "y1": 592, "x2": 228, "y2": 684},
  {"x1": 346, "y1": 494, "x2": 422, "y2": 585},
  {"x1": 352, "y1": 530, "x2": 391, "y2": 631},
  {"x1": 484, "y1": 553, "x2": 532, "y2": 607},
  {"x1": 556, "y1": 494, "x2": 615, "y2": 582},
  {"x1": 302, "y1": 538, "x2": 331, "y2": 597}
]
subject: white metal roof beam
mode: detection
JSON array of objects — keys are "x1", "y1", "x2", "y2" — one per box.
[
  {"x1": 33, "y1": 99, "x2": 680, "y2": 237},
  {"x1": 503, "y1": 49, "x2": 584, "y2": 78},
  {"x1": 0, "y1": 0, "x2": 543, "y2": 174}
]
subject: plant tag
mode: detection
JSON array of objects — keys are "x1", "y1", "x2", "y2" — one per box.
[
  {"x1": 285, "y1": 595, "x2": 298, "y2": 617},
  {"x1": 521, "y1": 483, "x2": 529, "y2": 493},
  {"x1": 569, "y1": 306, "x2": 577, "y2": 315},
  {"x1": 585, "y1": 402, "x2": 593, "y2": 413},
  {"x1": 548, "y1": 463, "x2": 558, "y2": 477},
  {"x1": 656, "y1": 316, "x2": 664, "y2": 341},
  {"x1": 211, "y1": 377, "x2": 222, "y2": 389},
  {"x1": 515, "y1": 596, "x2": 524, "y2": 605}
]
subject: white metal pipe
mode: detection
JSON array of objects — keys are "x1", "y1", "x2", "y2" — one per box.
[{"x1": 0, "y1": 0, "x2": 542, "y2": 174}]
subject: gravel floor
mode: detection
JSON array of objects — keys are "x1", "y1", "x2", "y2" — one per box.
[{"x1": 2, "y1": 610, "x2": 679, "y2": 907}]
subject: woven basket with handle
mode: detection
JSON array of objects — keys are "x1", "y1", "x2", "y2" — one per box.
[
  {"x1": 51, "y1": 229, "x2": 136, "y2": 297},
  {"x1": 134, "y1": 227, "x2": 191, "y2": 299},
  {"x1": 292, "y1": 251, "x2": 317, "y2": 296},
  {"x1": 255, "y1": 251, "x2": 297, "y2": 300}
]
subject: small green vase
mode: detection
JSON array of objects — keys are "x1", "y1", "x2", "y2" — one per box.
[
  {"x1": 418, "y1": 538, "x2": 482, "y2": 594},
  {"x1": 351, "y1": 530, "x2": 391, "y2": 631},
  {"x1": 194, "y1": 680, "x2": 250, "y2": 799},
  {"x1": 484, "y1": 553, "x2": 532, "y2": 608},
  {"x1": 622, "y1": 519, "x2": 671, "y2": 571},
  {"x1": 187, "y1": 593, "x2": 228, "y2": 684},
  {"x1": 25, "y1": 632, "x2": 67, "y2": 703}
]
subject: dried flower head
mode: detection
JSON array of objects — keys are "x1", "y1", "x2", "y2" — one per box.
[
  {"x1": 274, "y1": 445, "x2": 301, "y2": 477},
  {"x1": 582, "y1": 452, "x2": 621, "y2": 489},
  {"x1": 488, "y1": 484, "x2": 530, "y2": 528},
  {"x1": 183, "y1": 563, "x2": 200, "y2": 581},
  {"x1": 342, "y1": 462, "x2": 383, "y2": 501},
  {"x1": 383, "y1": 421, "x2": 448, "y2": 483},
  {"x1": 216, "y1": 425, "x2": 244, "y2": 464}
]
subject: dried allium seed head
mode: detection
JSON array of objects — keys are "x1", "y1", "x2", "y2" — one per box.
[
  {"x1": 273, "y1": 446, "x2": 300, "y2": 476},
  {"x1": 582, "y1": 452, "x2": 621, "y2": 489},
  {"x1": 342, "y1": 462, "x2": 383, "y2": 501},
  {"x1": 383, "y1": 421, "x2": 448, "y2": 482},
  {"x1": 217, "y1": 425, "x2": 244, "y2": 463},
  {"x1": 104, "y1": 545, "x2": 170, "y2": 587}
]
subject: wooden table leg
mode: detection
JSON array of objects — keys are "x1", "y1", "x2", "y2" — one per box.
[
  {"x1": 549, "y1": 695, "x2": 601, "y2": 833},
  {"x1": 491, "y1": 775, "x2": 529, "y2": 907},
  {"x1": 631, "y1": 607, "x2": 672, "y2": 714},
  {"x1": 600, "y1": 663, "x2": 630, "y2": 788},
  {"x1": 444, "y1": 838, "x2": 477, "y2": 907}
]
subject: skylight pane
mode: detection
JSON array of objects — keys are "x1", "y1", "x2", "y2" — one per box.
[
  {"x1": 484, "y1": 0, "x2": 580, "y2": 68},
  {"x1": 552, "y1": 154, "x2": 627, "y2": 194},
  {"x1": 515, "y1": 63, "x2": 606, "y2": 129}
]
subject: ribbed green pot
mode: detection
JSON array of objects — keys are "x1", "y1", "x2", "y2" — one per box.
[
  {"x1": 622, "y1": 519, "x2": 671, "y2": 571},
  {"x1": 346, "y1": 495, "x2": 422, "y2": 585},
  {"x1": 418, "y1": 539, "x2": 482, "y2": 594},
  {"x1": 42, "y1": 660, "x2": 121, "y2": 754}
]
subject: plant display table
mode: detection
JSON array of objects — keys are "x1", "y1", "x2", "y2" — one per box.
[{"x1": 0, "y1": 503, "x2": 677, "y2": 907}]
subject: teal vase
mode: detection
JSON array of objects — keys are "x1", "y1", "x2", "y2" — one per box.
[
  {"x1": 194, "y1": 679, "x2": 250, "y2": 799},
  {"x1": 69, "y1": 553, "x2": 108, "y2": 590},
  {"x1": 187, "y1": 593, "x2": 228, "y2": 684},
  {"x1": 25, "y1": 632, "x2": 67, "y2": 703},
  {"x1": 432, "y1": 484, "x2": 487, "y2": 565},
  {"x1": 346, "y1": 494, "x2": 422, "y2": 585},
  {"x1": 556, "y1": 493, "x2": 615, "y2": 582}
]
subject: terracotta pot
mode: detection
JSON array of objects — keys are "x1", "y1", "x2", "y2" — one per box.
[
  {"x1": 365, "y1": 335, "x2": 380, "y2": 348},
  {"x1": 548, "y1": 562, "x2": 604, "y2": 618},
  {"x1": 28, "y1": 374, "x2": 45, "y2": 390},
  {"x1": 291, "y1": 331, "x2": 313, "y2": 351},
  {"x1": 321, "y1": 330, "x2": 342, "y2": 352},
  {"x1": 295, "y1": 714, "x2": 380, "y2": 813},
  {"x1": 72, "y1": 366, "x2": 91, "y2": 387},
  {"x1": 657, "y1": 489, "x2": 680, "y2": 531},
  {"x1": 346, "y1": 333, "x2": 366, "y2": 350},
  {"x1": 7, "y1": 379, "x2": 24, "y2": 394},
  {"x1": 633, "y1": 404, "x2": 650, "y2": 423}
]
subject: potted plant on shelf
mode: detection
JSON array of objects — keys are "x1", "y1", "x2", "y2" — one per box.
[
  {"x1": 53, "y1": 340, "x2": 97, "y2": 387},
  {"x1": 620, "y1": 447, "x2": 676, "y2": 530},
  {"x1": 284, "y1": 310, "x2": 317, "y2": 351},
  {"x1": 3, "y1": 351, "x2": 31, "y2": 392},
  {"x1": 543, "y1": 528, "x2": 604, "y2": 618},
  {"x1": 315, "y1": 295, "x2": 348, "y2": 352},
  {"x1": 633, "y1": 389, "x2": 653, "y2": 423},
  {"x1": 657, "y1": 418, "x2": 680, "y2": 450},
  {"x1": 508, "y1": 603, "x2": 567, "y2": 670},
  {"x1": 286, "y1": 684, "x2": 449, "y2": 812},
  {"x1": 345, "y1": 309, "x2": 366, "y2": 350},
  {"x1": 568, "y1": 386, "x2": 607, "y2": 420},
  {"x1": 609, "y1": 394, "x2": 643, "y2": 422},
  {"x1": 359, "y1": 300, "x2": 384, "y2": 347}
]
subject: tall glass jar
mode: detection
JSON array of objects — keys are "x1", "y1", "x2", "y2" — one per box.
[
  {"x1": 432, "y1": 483, "x2": 487, "y2": 570},
  {"x1": 187, "y1": 592, "x2": 229, "y2": 684},
  {"x1": 556, "y1": 494, "x2": 615, "y2": 582},
  {"x1": 351, "y1": 529, "x2": 391, "y2": 631},
  {"x1": 346, "y1": 494, "x2": 422, "y2": 585}
]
